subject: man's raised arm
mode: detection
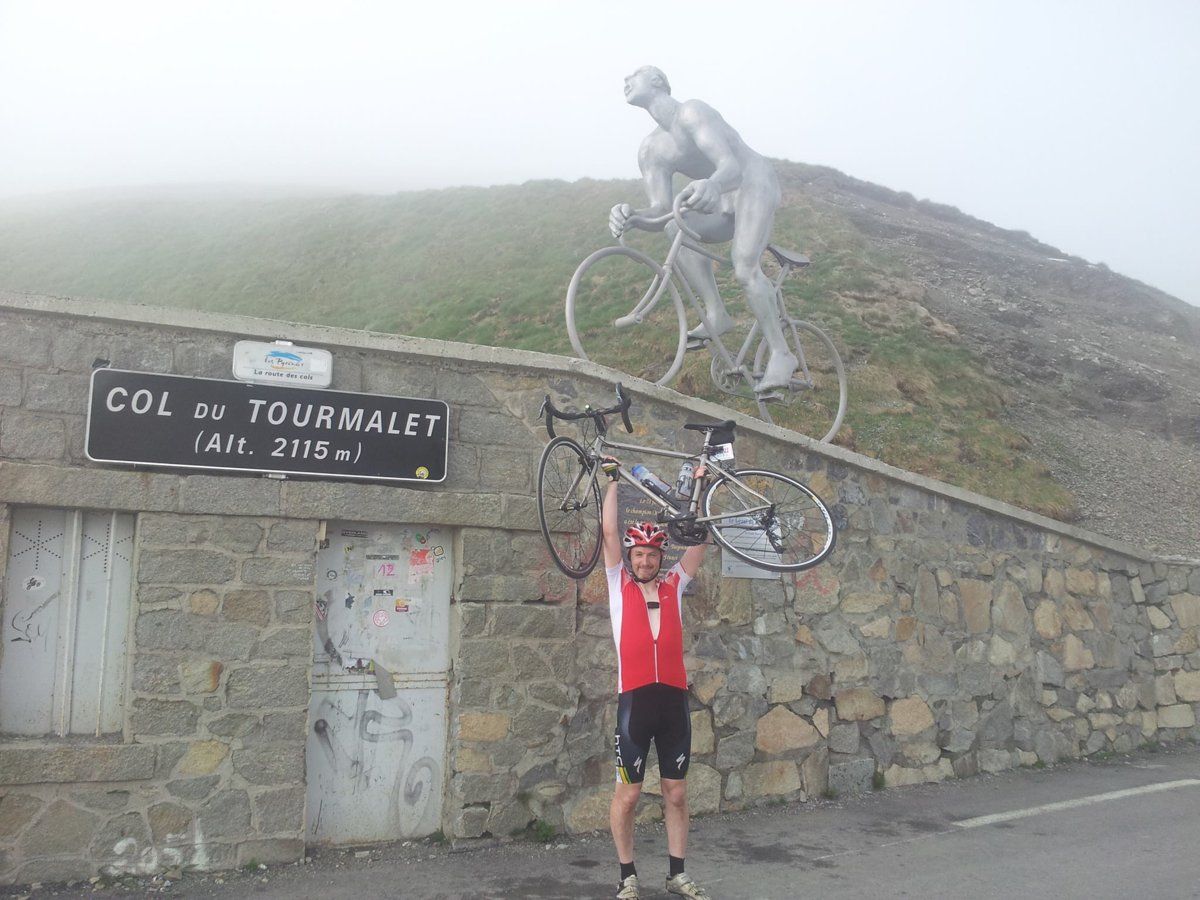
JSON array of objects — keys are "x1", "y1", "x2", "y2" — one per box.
[{"x1": 602, "y1": 463, "x2": 623, "y2": 569}]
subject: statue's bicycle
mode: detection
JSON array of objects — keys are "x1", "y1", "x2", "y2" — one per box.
[
  {"x1": 537, "y1": 384, "x2": 836, "y2": 579},
  {"x1": 565, "y1": 193, "x2": 848, "y2": 442}
]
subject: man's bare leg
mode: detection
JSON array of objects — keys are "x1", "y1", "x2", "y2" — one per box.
[
  {"x1": 667, "y1": 214, "x2": 735, "y2": 346},
  {"x1": 732, "y1": 177, "x2": 794, "y2": 391},
  {"x1": 660, "y1": 778, "x2": 689, "y2": 858},
  {"x1": 676, "y1": 249, "x2": 734, "y2": 344},
  {"x1": 611, "y1": 781, "x2": 642, "y2": 865}
]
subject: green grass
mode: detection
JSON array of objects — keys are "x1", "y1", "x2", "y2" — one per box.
[{"x1": 0, "y1": 164, "x2": 1080, "y2": 518}]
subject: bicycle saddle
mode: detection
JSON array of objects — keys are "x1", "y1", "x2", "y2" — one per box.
[
  {"x1": 766, "y1": 245, "x2": 810, "y2": 269},
  {"x1": 684, "y1": 420, "x2": 736, "y2": 433}
]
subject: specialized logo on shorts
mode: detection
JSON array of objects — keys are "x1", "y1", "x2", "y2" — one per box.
[
  {"x1": 633, "y1": 757, "x2": 643, "y2": 771},
  {"x1": 676, "y1": 753, "x2": 687, "y2": 768}
]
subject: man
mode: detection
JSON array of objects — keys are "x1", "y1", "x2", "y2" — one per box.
[
  {"x1": 609, "y1": 66, "x2": 795, "y2": 393},
  {"x1": 600, "y1": 457, "x2": 711, "y2": 900}
]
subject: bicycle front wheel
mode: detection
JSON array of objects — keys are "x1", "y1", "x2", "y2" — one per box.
[
  {"x1": 753, "y1": 320, "x2": 847, "y2": 443},
  {"x1": 565, "y1": 245, "x2": 689, "y2": 386},
  {"x1": 537, "y1": 437, "x2": 604, "y2": 579},
  {"x1": 703, "y1": 469, "x2": 836, "y2": 572}
]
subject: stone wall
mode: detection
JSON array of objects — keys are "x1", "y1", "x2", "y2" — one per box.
[
  {"x1": 1, "y1": 292, "x2": 1196, "y2": 882},
  {"x1": 0, "y1": 294, "x2": 567, "y2": 883},
  {"x1": 0, "y1": 512, "x2": 316, "y2": 882},
  {"x1": 453, "y1": 392, "x2": 1200, "y2": 834}
]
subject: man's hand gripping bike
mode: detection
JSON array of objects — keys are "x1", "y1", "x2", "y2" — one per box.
[{"x1": 536, "y1": 384, "x2": 836, "y2": 579}]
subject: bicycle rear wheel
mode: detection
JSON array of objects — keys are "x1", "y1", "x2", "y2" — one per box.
[
  {"x1": 537, "y1": 437, "x2": 603, "y2": 579},
  {"x1": 703, "y1": 469, "x2": 835, "y2": 572},
  {"x1": 753, "y1": 319, "x2": 847, "y2": 443},
  {"x1": 565, "y1": 245, "x2": 689, "y2": 386}
]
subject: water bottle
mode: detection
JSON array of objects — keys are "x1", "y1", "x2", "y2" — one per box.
[
  {"x1": 674, "y1": 461, "x2": 695, "y2": 500},
  {"x1": 630, "y1": 463, "x2": 673, "y2": 500}
]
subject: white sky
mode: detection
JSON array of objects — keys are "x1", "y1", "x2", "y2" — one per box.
[{"x1": 2, "y1": 0, "x2": 1198, "y2": 305}]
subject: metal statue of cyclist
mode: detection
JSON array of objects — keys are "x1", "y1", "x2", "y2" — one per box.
[{"x1": 609, "y1": 66, "x2": 796, "y2": 394}]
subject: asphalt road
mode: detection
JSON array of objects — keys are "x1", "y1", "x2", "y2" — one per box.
[{"x1": 15, "y1": 745, "x2": 1200, "y2": 899}]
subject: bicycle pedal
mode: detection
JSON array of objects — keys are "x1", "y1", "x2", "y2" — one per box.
[
  {"x1": 756, "y1": 390, "x2": 784, "y2": 402},
  {"x1": 685, "y1": 338, "x2": 709, "y2": 352}
]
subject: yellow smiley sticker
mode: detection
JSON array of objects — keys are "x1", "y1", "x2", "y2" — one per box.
[{"x1": 415, "y1": 466, "x2": 429, "y2": 479}]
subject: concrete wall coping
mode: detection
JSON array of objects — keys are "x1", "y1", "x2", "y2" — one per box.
[{"x1": 2, "y1": 290, "x2": 1190, "y2": 566}]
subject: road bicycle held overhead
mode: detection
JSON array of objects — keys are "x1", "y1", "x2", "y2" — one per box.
[
  {"x1": 536, "y1": 384, "x2": 836, "y2": 580},
  {"x1": 565, "y1": 193, "x2": 848, "y2": 442}
]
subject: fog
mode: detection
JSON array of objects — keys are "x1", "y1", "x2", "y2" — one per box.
[{"x1": 2, "y1": 0, "x2": 1198, "y2": 305}]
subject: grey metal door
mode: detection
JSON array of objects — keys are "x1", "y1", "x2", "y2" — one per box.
[
  {"x1": 1, "y1": 508, "x2": 134, "y2": 736},
  {"x1": 306, "y1": 521, "x2": 452, "y2": 843}
]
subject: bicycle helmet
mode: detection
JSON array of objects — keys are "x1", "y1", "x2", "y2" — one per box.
[{"x1": 623, "y1": 522, "x2": 669, "y2": 551}]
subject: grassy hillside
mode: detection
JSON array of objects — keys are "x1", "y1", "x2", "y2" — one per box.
[{"x1": 0, "y1": 165, "x2": 1075, "y2": 518}]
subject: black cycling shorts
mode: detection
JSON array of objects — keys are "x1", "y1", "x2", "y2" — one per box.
[{"x1": 613, "y1": 682, "x2": 691, "y2": 784}]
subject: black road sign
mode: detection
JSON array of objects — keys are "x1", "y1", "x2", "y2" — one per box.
[{"x1": 86, "y1": 369, "x2": 448, "y2": 483}]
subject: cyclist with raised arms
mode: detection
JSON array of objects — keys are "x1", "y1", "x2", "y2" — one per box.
[
  {"x1": 608, "y1": 66, "x2": 796, "y2": 393},
  {"x1": 600, "y1": 456, "x2": 712, "y2": 899}
]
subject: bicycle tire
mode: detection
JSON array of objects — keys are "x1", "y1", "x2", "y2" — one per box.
[
  {"x1": 565, "y1": 245, "x2": 689, "y2": 387},
  {"x1": 537, "y1": 437, "x2": 604, "y2": 579},
  {"x1": 753, "y1": 319, "x2": 847, "y2": 443},
  {"x1": 703, "y1": 469, "x2": 836, "y2": 572}
]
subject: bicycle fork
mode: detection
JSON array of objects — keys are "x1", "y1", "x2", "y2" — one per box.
[{"x1": 558, "y1": 462, "x2": 597, "y2": 513}]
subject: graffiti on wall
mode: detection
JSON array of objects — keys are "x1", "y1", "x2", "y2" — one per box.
[
  {"x1": 309, "y1": 689, "x2": 440, "y2": 838},
  {"x1": 102, "y1": 823, "x2": 211, "y2": 877}
]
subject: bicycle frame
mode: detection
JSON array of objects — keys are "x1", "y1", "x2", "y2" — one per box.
[
  {"x1": 539, "y1": 384, "x2": 838, "y2": 576},
  {"x1": 557, "y1": 428, "x2": 779, "y2": 532},
  {"x1": 616, "y1": 217, "x2": 816, "y2": 394}
]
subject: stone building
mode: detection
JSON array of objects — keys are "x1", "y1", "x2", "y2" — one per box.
[{"x1": 1, "y1": 291, "x2": 1197, "y2": 884}]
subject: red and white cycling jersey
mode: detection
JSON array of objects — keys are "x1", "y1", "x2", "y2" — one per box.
[{"x1": 606, "y1": 562, "x2": 691, "y2": 693}]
